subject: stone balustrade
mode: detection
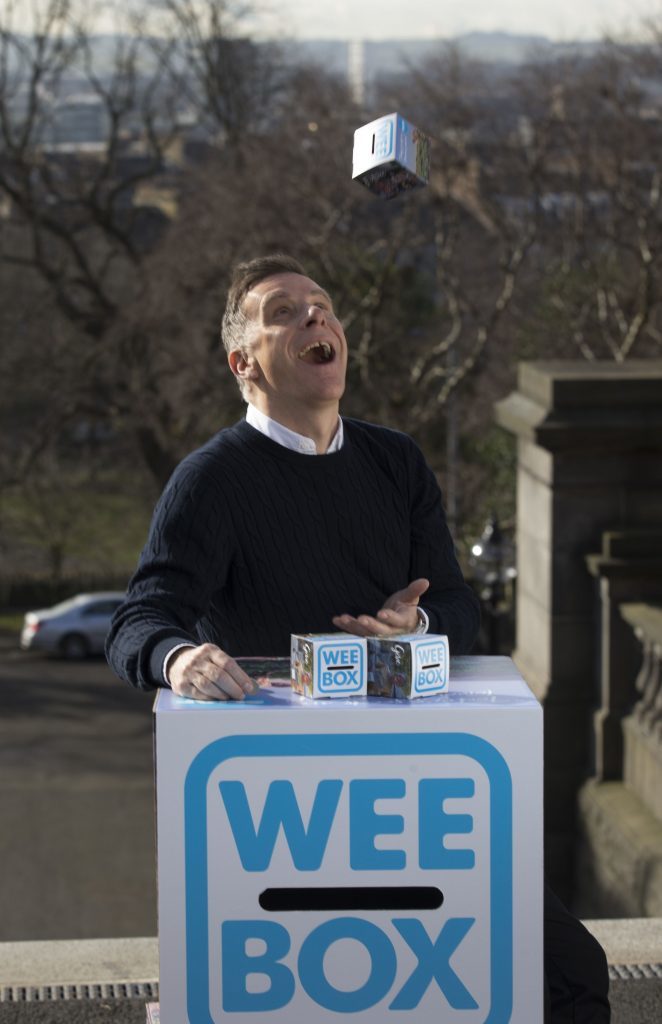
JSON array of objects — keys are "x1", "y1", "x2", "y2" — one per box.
[
  {"x1": 575, "y1": 599, "x2": 662, "y2": 917},
  {"x1": 585, "y1": 534, "x2": 662, "y2": 782},
  {"x1": 621, "y1": 603, "x2": 662, "y2": 825}
]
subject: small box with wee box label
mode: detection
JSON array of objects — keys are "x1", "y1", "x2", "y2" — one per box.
[
  {"x1": 367, "y1": 634, "x2": 449, "y2": 699},
  {"x1": 291, "y1": 633, "x2": 367, "y2": 698}
]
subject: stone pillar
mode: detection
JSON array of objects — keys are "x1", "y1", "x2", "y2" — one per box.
[{"x1": 495, "y1": 360, "x2": 662, "y2": 899}]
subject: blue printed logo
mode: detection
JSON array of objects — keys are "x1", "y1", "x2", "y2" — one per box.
[
  {"x1": 316, "y1": 643, "x2": 364, "y2": 693},
  {"x1": 414, "y1": 642, "x2": 449, "y2": 694},
  {"x1": 374, "y1": 118, "x2": 394, "y2": 160},
  {"x1": 183, "y1": 733, "x2": 513, "y2": 1024}
]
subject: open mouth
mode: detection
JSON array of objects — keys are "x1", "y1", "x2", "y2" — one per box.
[{"x1": 298, "y1": 341, "x2": 335, "y2": 364}]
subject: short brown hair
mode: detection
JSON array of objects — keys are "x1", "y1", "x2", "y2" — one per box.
[{"x1": 221, "y1": 254, "x2": 307, "y2": 357}]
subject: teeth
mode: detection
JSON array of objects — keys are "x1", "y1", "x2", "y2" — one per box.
[{"x1": 299, "y1": 342, "x2": 332, "y2": 359}]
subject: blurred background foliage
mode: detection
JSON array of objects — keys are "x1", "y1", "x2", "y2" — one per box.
[{"x1": 1, "y1": 1, "x2": 662, "y2": 595}]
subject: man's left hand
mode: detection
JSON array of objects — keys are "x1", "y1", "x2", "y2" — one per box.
[{"x1": 332, "y1": 578, "x2": 430, "y2": 637}]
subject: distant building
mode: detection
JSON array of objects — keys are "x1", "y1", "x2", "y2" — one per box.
[
  {"x1": 44, "y1": 93, "x2": 110, "y2": 150},
  {"x1": 348, "y1": 40, "x2": 365, "y2": 107}
]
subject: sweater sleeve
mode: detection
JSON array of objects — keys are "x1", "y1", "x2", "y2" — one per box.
[
  {"x1": 406, "y1": 440, "x2": 481, "y2": 655},
  {"x1": 105, "y1": 456, "x2": 234, "y2": 691}
]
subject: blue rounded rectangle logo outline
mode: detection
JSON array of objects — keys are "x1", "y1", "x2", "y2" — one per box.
[
  {"x1": 413, "y1": 642, "x2": 449, "y2": 694},
  {"x1": 316, "y1": 643, "x2": 365, "y2": 693},
  {"x1": 375, "y1": 118, "x2": 394, "y2": 160},
  {"x1": 183, "y1": 733, "x2": 513, "y2": 1024}
]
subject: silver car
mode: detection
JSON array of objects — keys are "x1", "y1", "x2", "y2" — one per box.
[{"x1": 20, "y1": 592, "x2": 126, "y2": 659}]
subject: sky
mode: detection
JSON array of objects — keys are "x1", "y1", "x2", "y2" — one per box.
[
  {"x1": 7, "y1": 0, "x2": 662, "y2": 42},
  {"x1": 256, "y1": 0, "x2": 660, "y2": 42}
]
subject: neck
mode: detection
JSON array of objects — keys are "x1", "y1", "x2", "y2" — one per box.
[{"x1": 249, "y1": 397, "x2": 340, "y2": 453}]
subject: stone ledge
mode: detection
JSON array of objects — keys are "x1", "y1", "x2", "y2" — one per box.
[
  {"x1": 586, "y1": 918, "x2": 662, "y2": 966},
  {"x1": 0, "y1": 938, "x2": 158, "y2": 987},
  {"x1": 494, "y1": 360, "x2": 662, "y2": 452},
  {"x1": 1, "y1": 922, "x2": 661, "y2": 990}
]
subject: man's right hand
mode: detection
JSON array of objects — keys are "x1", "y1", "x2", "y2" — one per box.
[{"x1": 167, "y1": 644, "x2": 259, "y2": 701}]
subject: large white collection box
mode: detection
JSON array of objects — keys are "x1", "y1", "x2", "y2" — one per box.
[{"x1": 154, "y1": 656, "x2": 543, "y2": 1024}]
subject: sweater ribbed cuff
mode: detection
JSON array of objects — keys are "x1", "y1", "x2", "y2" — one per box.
[{"x1": 150, "y1": 635, "x2": 198, "y2": 689}]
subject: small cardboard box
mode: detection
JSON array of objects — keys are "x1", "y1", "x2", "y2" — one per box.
[
  {"x1": 367, "y1": 634, "x2": 449, "y2": 698},
  {"x1": 352, "y1": 112, "x2": 430, "y2": 199},
  {"x1": 291, "y1": 633, "x2": 367, "y2": 698}
]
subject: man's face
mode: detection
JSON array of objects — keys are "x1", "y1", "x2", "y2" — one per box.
[{"x1": 236, "y1": 273, "x2": 348, "y2": 418}]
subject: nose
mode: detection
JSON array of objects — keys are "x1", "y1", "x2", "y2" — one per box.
[{"x1": 304, "y1": 304, "x2": 326, "y2": 326}]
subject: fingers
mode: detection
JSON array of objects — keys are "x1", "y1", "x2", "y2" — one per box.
[
  {"x1": 332, "y1": 614, "x2": 375, "y2": 637},
  {"x1": 376, "y1": 606, "x2": 419, "y2": 631},
  {"x1": 332, "y1": 613, "x2": 411, "y2": 638},
  {"x1": 382, "y1": 578, "x2": 430, "y2": 610},
  {"x1": 333, "y1": 578, "x2": 429, "y2": 637},
  {"x1": 169, "y1": 644, "x2": 260, "y2": 702},
  {"x1": 404, "y1": 577, "x2": 430, "y2": 601}
]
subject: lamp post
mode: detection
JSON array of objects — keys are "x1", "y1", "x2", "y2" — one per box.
[{"x1": 469, "y1": 516, "x2": 516, "y2": 653}]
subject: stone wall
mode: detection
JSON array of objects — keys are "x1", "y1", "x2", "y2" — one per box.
[{"x1": 495, "y1": 360, "x2": 662, "y2": 904}]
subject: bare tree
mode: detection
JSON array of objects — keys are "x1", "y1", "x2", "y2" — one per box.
[
  {"x1": 4, "y1": 9, "x2": 662, "y2": 576},
  {"x1": 512, "y1": 43, "x2": 662, "y2": 362},
  {"x1": 139, "y1": 0, "x2": 288, "y2": 146},
  {"x1": 0, "y1": 0, "x2": 286, "y2": 492}
]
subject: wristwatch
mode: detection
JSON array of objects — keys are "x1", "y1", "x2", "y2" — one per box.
[{"x1": 415, "y1": 607, "x2": 429, "y2": 634}]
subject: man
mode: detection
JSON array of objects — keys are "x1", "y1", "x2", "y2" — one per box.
[
  {"x1": 106, "y1": 254, "x2": 609, "y2": 1022},
  {"x1": 106, "y1": 254, "x2": 480, "y2": 697}
]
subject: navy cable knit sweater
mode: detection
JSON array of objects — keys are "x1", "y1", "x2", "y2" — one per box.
[{"x1": 106, "y1": 418, "x2": 480, "y2": 690}]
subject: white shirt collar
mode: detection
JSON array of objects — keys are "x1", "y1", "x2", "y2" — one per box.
[{"x1": 246, "y1": 404, "x2": 344, "y2": 454}]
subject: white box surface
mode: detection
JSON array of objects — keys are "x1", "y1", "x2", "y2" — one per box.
[{"x1": 155, "y1": 656, "x2": 543, "y2": 1024}]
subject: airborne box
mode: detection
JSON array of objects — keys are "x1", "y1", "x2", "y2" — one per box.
[
  {"x1": 367, "y1": 634, "x2": 449, "y2": 698},
  {"x1": 352, "y1": 112, "x2": 430, "y2": 199},
  {"x1": 291, "y1": 633, "x2": 367, "y2": 698}
]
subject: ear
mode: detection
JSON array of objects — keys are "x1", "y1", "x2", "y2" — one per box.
[{"x1": 228, "y1": 349, "x2": 260, "y2": 382}]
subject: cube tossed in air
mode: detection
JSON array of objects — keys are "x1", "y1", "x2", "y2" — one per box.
[{"x1": 353, "y1": 112, "x2": 430, "y2": 199}]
